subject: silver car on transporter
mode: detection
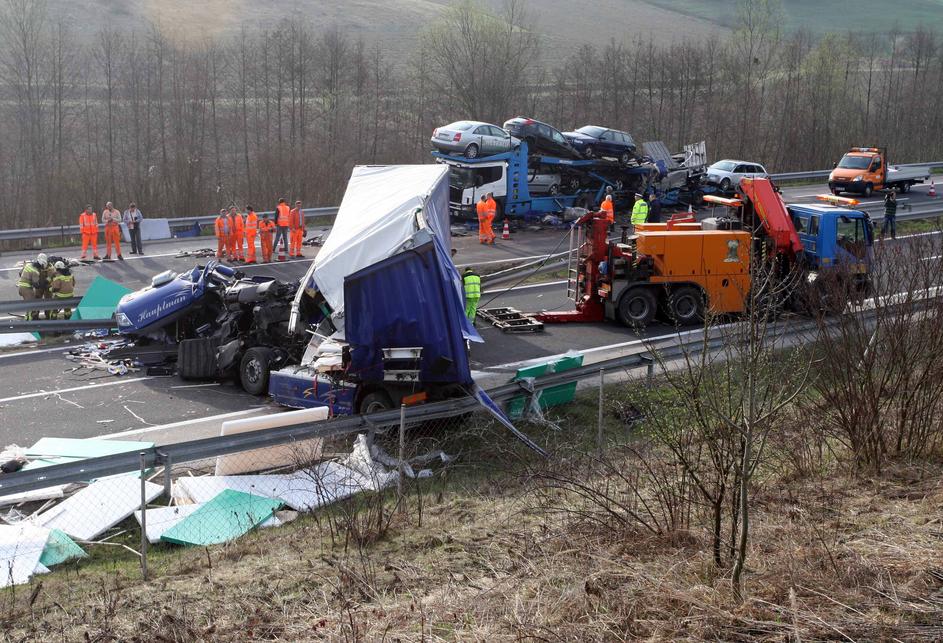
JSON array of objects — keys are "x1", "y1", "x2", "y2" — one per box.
[{"x1": 431, "y1": 121, "x2": 518, "y2": 159}]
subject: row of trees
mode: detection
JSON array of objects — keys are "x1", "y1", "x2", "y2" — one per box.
[{"x1": 1, "y1": 0, "x2": 942, "y2": 228}]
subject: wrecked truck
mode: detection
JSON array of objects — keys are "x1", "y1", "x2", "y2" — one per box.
[
  {"x1": 270, "y1": 164, "x2": 484, "y2": 415},
  {"x1": 114, "y1": 261, "x2": 308, "y2": 393},
  {"x1": 114, "y1": 165, "x2": 489, "y2": 417}
]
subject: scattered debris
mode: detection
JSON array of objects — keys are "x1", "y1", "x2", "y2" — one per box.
[
  {"x1": 0, "y1": 524, "x2": 51, "y2": 588},
  {"x1": 160, "y1": 490, "x2": 282, "y2": 546},
  {"x1": 214, "y1": 407, "x2": 328, "y2": 476},
  {"x1": 35, "y1": 477, "x2": 162, "y2": 541},
  {"x1": 477, "y1": 307, "x2": 545, "y2": 333},
  {"x1": 0, "y1": 333, "x2": 39, "y2": 348},
  {"x1": 174, "y1": 248, "x2": 216, "y2": 259}
]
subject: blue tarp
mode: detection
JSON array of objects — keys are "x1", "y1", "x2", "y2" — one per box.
[{"x1": 344, "y1": 239, "x2": 481, "y2": 385}]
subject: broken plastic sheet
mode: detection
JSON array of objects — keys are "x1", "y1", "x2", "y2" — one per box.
[
  {"x1": 0, "y1": 333, "x2": 39, "y2": 347},
  {"x1": 160, "y1": 490, "x2": 282, "y2": 547},
  {"x1": 0, "y1": 524, "x2": 51, "y2": 588},
  {"x1": 473, "y1": 384, "x2": 548, "y2": 457},
  {"x1": 299, "y1": 164, "x2": 452, "y2": 325},
  {"x1": 35, "y1": 477, "x2": 163, "y2": 542},
  {"x1": 26, "y1": 437, "x2": 153, "y2": 460},
  {"x1": 136, "y1": 502, "x2": 287, "y2": 544},
  {"x1": 38, "y1": 529, "x2": 86, "y2": 567}
]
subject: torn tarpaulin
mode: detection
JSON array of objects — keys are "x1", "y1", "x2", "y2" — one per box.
[{"x1": 473, "y1": 384, "x2": 547, "y2": 457}]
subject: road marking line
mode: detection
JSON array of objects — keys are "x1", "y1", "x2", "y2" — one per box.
[
  {"x1": 96, "y1": 408, "x2": 267, "y2": 439},
  {"x1": 483, "y1": 280, "x2": 566, "y2": 295},
  {"x1": 0, "y1": 345, "x2": 73, "y2": 360},
  {"x1": 0, "y1": 377, "x2": 153, "y2": 403}
]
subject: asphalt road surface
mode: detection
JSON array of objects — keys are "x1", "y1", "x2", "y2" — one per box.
[{"x1": 0, "y1": 180, "x2": 939, "y2": 447}]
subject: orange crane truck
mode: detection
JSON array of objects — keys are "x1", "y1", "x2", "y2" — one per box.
[{"x1": 536, "y1": 177, "x2": 873, "y2": 327}]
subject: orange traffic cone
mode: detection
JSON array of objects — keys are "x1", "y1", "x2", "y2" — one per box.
[
  {"x1": 930, "y1": 180, "x2": 937, "y2": 198},
  {"x1": 277, "y1": 241, "x2": 286, "y2": 262},
  {"x1": 687, "y1": 203, "x2": 694, "y2": 214},
  {"x1": 502, "y1": 221, "x2": 510, "y2": 240}
]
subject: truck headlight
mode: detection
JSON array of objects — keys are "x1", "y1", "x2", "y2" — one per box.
[
  {"x1": 853, "y1": 175, "x2": 863, "y2": 181},
  {"x1": 115, "y1": 312, "x2": 131, "y2": 327}
]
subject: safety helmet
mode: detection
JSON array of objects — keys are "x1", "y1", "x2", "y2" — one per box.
[
  {"x1": 55, "y1": 261, "x2": 66, "y2": 270},
  {"x1": 36, "y1": 253, "x2": 48, "y2": 266}
]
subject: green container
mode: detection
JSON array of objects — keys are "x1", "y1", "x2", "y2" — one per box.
[{"x1": 507, "y1": 354, "x2": 584, "y2": 419}]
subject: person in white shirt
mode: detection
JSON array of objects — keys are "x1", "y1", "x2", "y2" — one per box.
[{"x1": 123, "y1": 202, "x2": 144, "y2": 255}]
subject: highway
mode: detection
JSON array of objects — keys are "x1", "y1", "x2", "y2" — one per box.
[{"x1": 0, "y1": 181, "x2": 939, "y2": 447}]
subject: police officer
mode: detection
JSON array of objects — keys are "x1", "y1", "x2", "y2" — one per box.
[{"x1": 631, "y1": 192, "x2": 649, "y2": 228}]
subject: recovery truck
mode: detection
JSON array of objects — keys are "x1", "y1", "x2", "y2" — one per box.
[
  {"x1": 536, "y1": 177, "x2": 873, "y2": 328},
  {"x1": 829, "y1": 146, "x2": 930, "y2": 197}
]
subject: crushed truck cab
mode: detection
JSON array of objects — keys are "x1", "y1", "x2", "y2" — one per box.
[{"x1": 537, "y1": 177, "x2": 873, "y2": 328}]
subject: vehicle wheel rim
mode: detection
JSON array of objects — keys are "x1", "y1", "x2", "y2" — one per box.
[
  {"x1": 245, "y1": 358, "x2": 262, "y2": 384},
  {"x1": 628, "y1": 297, "x2": 649, "y2": 320},
  {"x1": 675, "y1": 295, "x2": 697, "y2": 320},
  {"x1": 466, "y1": 145, "x2": 478, "y2": 158},
  {"x1": 365, "y1": 401, "x2": 386, "y2": 414},
  {"x1": 621, "y1": 154, "x2": 630, "y2": 164}
]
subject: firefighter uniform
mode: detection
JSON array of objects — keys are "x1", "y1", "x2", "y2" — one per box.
[
  {"x1": 17, "y1": 255, "x2": 47, "y2": 321},
  {"x1": 463, "y1": 268, "x2": 481, "y2": 322},
  {"x1": 48, "y1": 262, "x2": 76, "y2": 320}
]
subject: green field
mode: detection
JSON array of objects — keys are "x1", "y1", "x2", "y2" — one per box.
[{"x1": 646, "y1": 0, "x2": 943, "y2": 33}]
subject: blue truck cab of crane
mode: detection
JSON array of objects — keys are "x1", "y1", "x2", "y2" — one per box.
[{"x1": 786, "y1": 202, "x2": 874, "y2": 276}]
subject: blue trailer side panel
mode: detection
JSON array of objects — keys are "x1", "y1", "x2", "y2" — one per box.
[{"x1": 344, "y1": 239, "x2": 478, "y2": 385}]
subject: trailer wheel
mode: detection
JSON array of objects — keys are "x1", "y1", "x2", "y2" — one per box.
[
  {"x1": 667, "y1": 286, "x2": 704, "y2": 326},
  {"x1": 360, "y1": 390, "x2": 394, "y2": 415},
  {"x1": 617, "y1": 288, "x2": 657, "y2": 328},
  {"x1": 177, "y1": 337, "x2": 219, "y2": 380},
  {"x1": 239, "y1": 347, "x2": 273, "y2": 395}
]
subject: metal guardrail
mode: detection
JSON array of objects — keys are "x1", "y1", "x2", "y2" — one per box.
[
  {"x1": 0, "y1": 297, "x2": 83, "y2": 313},
  {"x1": 0, "y1": 335, "x2": 725, "y2": 497},
  {"x1": 770, "y1": 161, "x2": 943, "y2": 183},
  {"x1": 0, "y1": 318, "x2": 115, "y2": 332},
  {"x1": 0, "y1": 207, "x2": 340, "y2": 243}
]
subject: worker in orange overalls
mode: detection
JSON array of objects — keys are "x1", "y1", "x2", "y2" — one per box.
[
  {"x1": 476, "y1": 195, "x2": 489, "y2": 244},
  {"x1": 484, "y1": 192, "x2": 497, "y2": 245},
  {"x1": 258, "y1": 212, "x2": 275, "y2": 263},
  {"x1": 230, "y1": 206, "x2": 245, "y2": 261},
  {"x1": 274, "y1": 198, "x2": 290, "y2": 260},
  {"x1": 101, "y1": 201, "x2": 123, "y2": 260},
  {"x1": 78, "y1": 205, "x2": 100, "y2": 260},
  {"x1": 600, "y1": 194, "x2": 615, "y2": 223},
  {"x1": 244, "y1": 206, "x2": 259, "y2": 264},
  {"x1": 214, "y1": 208, "x2": 230, "y2": 259},
  {"x1": 289, "y1": 200, "x2": 306, "y2": 258}
]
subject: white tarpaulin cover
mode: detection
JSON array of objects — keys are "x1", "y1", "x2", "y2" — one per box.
[{"x1": 304, "y1": 164, "x2": 451, "y2": 319}]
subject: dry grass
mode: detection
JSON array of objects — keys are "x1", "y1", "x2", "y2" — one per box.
[{"x1": 3, "y1": 434, "x2": 942, "y2": 641}]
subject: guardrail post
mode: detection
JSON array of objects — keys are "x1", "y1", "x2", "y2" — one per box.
[
  {"x1": 159, "y1": 451, "x2": 172, "y2": 498},
  {"x1": 139, "y1": 451, "x2": 148, "y2": 581},
  {"x1": 397, "y1": 404, "x2": 406, "y2": 502},
  {"x1": 643, "y1": 356, "x2": 655, "y2": 389},
  {"x1": 596, "y1": 369, "x2": 605, "y2": 456}
]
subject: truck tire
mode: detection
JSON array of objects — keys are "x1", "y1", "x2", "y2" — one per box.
[
  {"x1": 239, "y1": 347, "x2": 273, "y2": 395},
  {"x1": 667, "y1": 286, "x2": 704, "y2": 326},
  {"x1": 899, "y1": 182, "x2": 910, "y2": 193},
  {"x1": 359, "y1": 390, "x2": 394, "y2": 415},
  {"x1": 863, "y1": 183, "x2": 873, "y2": 198},
  {"x1": 177, "y1": 337, "x2": 219, "y2": 380},
  {"x1": 617, "y1": 288, "x2": 657, "y2": 328}
]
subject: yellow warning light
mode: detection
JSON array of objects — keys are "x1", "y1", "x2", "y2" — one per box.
[
  {"x1": 703, "y1": 194, "x2": 743, "y2": 207},
  {"x1": 815, "y1": 194, "x2": 860, "y2": 206}
]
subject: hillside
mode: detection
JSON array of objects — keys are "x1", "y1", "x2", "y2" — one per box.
[{"x1": 49, "y1": 0, "x2": 726, "y2": 62}]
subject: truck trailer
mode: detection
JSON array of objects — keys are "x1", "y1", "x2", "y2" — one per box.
[{"x1": 537, "y1": 177, "x2": 873, "y2": 328}]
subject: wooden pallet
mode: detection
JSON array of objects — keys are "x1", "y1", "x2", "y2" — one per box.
[{"x1": 477, "y1": 307, "x2": 545, "y2": 333}]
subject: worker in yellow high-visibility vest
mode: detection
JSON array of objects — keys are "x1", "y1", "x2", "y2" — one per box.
[
  {"x1": 631, "y1": 192, "x2": 649, "y2": 227},
  {"x1": 463, "y1": 267, "x2": 481, "y2": 323}
]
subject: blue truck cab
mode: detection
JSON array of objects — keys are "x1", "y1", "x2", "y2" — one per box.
[{"x1": 787, "y1": 203, "x2": 873, "y2": 281}]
